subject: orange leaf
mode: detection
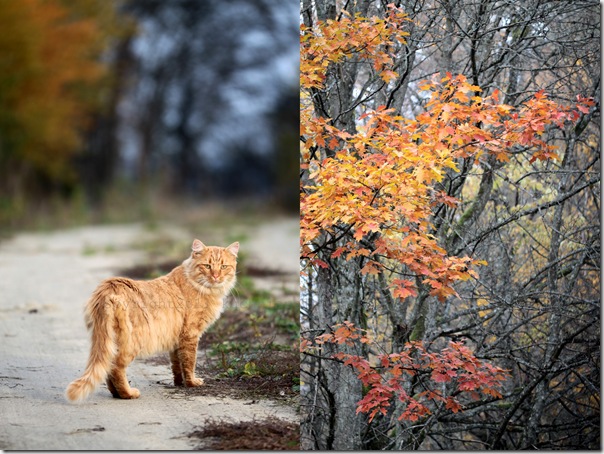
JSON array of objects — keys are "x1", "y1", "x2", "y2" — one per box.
[{"x1": 360, "y1": 262, "x2": 381, "y2": 275}]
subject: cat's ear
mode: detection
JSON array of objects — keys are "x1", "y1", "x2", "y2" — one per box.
[
  {"x1": 192, "y1": 239, "x2": 206, "y2": 253},
  {"x1": 226, "y1": 242, "x2": 239, "y2": 257}
]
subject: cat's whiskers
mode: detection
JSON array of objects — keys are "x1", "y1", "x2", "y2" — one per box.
[{"x1": 227, "y1": 285, "x2": 240, "y2": 300}]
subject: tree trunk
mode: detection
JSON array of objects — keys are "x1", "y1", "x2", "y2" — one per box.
[{"x1": 315, "y1": 252, "x2": 365, "y2": 450}]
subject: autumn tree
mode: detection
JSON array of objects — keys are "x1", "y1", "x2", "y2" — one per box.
[
  {"x1": 300, "y1": 0, "x2": 599, "y2": 450},
  {"x1": 0, "y1": 0, "x2": 127, "y2": 224}
]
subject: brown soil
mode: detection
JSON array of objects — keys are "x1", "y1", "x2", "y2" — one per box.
[
  {"x1": 188, "y1": 417, "x2": 299, "y2": 450},
  {"x1": 146, "y1": 347, "x2": 298, "y2": 401},
  {"x1": 196, "y1": 350, "x2": 297, "y2": 400}
]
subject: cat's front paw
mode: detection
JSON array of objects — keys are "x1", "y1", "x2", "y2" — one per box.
[{"x1": 185, "y1": 377, "x2": 204, "y2": 387}]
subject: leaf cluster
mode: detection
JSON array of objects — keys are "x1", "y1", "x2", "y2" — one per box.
[
  {"x1": 302, "y1": 70, "x2": 590, "y2": 302},
  {"x1": 304, "y1": 322, "x2": 508, "y2": 423}
]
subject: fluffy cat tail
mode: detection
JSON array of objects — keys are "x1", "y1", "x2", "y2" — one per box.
[{"x1": 66, "y1": 295, "x2": 116, "y2": 402}]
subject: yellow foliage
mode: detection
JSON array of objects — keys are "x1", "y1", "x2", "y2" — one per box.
[{"x1": 0, "y1": 0, "x2": 126, "y2": 184}]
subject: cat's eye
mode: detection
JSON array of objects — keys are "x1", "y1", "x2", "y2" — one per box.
[
  {"x1": 221, "y1": 265, "x2": 227, "y2": 269},
  {"x1": 203, "y1": 264, "x2": 211, "y2": 269}
]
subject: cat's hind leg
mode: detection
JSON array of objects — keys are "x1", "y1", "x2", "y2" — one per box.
[
  {"x1": 170, "y1": 349, "x2": 184, "y2": 386},
  {"x1": 108, "y1": 353, "x2": 140, "y2": 399},
  {"x1": 106, "y1": 376, "x2": 120, "y2": 398}
]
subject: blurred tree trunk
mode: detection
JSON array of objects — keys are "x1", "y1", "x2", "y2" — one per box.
[
  {"x1": 273, "y1": 90, "x2": 299, "y2": 212},
  {"x1": 174, "y1": 77, "x2": 200, "y2": 194},
  {"x1": 123, "y1": 0, "x2": 298, "y2": 202},
  {"x1": 79, "y1": 34, "x2": 134, "y2": 206}
]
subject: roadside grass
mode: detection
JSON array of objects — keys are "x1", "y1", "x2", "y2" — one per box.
[
  {"x1": 0, "y1": 185, "x2": 277, "y2": 240},
  {"x1": 192, "y1": 267, "x2": 299, "y2": 402},
  {"x1": 195, "y1": 297, "x2": 299, "y2": 401}
]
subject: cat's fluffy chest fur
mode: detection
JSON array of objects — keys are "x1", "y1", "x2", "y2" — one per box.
[{"x1": 66, "y1": 240, "x2": 238, "y2": 402}]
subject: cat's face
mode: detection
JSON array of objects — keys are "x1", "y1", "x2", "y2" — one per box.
[{"x1": 187, "y1": 240, "x2": 239, "y2": 288}]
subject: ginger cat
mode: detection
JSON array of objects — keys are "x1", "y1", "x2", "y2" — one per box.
[{"x1": 66, "y1": 239, "x2": 239, "y2": 402}]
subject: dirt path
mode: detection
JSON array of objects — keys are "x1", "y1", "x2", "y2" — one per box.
[{"x1": 0, "y1": 218, "x2": 299, "y2": 450}]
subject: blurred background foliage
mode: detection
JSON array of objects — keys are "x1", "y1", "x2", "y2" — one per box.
[{"x1": 0, "y1": 0, "x2": 298, "y2": 230}]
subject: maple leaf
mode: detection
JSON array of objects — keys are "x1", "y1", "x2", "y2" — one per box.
[
  {"x1": 482, "y1": 387, "x2": 503, "y2": 399},
  {"x1": 380, "y1": 69, "x2": 398, "y2": 83},
  {"x1": 431, "y1": 370, "x2": 453, "y2": 383},
  {"x1": 364, "y1": 221, "x2": 381, "y2": 233},
  {"x1": 361, "y1": 261, "x2": 381, "y2": 275},
  {"x1": 328, "y1": 137, "x2": 340, "y2": 150},
  {"x1": 353, "y1": 229, "x2": 365, "y2": 241},
  {"x1": 458, "y1": 379, "x2": 479, "y2": 391},
  {"x1": 454, "y1": 91, "x2": 469, "y2": 103},
  {"x1": 300, "y1": 338, "x2": 311, "y2": 352},
  {"x1": 445, "y1": 397, "x2": 463, "y2": 413},
  {"x1": 434, "y1": 191, "x2": 459, "y2": 208},
  {"x1": 313, "y1": 258, "x2": 329, "y2": 269},
  {"x1": 391, "y1": 279, "x2": 417, "y2": 299},
  {"x1": 534, "y1": 89, "x2": 546, "y2": 100},
  {"x1": 331, "y1": 247, "x2": 347, "y2": 259},
  {"x1": 333, "y1": 325, "x2": 356, "y2": 345}
]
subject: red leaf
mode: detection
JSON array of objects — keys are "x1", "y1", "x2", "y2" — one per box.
[
  {"x1": 458, "y1": 379, "x2": 479, "y2": 391},
  {"x1": 313, "y1": 258, "x2": 329, "y2": 269},
  {"x1": 445, "y1": 397, "x2": 463, "y2": 413},
  {"x1": 331, "y1": 247, "x2": 346, "y2": 258},
  {"x1": 431, "y1": 371, "x2": 452, "y2": 383}
]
